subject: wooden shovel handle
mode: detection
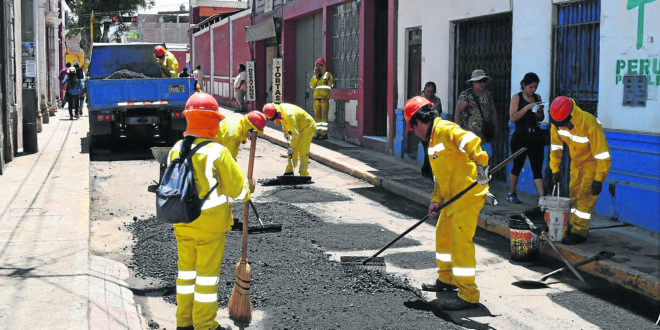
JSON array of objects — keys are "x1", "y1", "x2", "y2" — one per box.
[{"x1": 241, "y1": 131, "x2": 258, "y2": 261}]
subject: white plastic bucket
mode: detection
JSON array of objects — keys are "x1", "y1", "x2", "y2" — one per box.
[{"x1": 539, "y1": 185, "x2": 571, "y2": 241}]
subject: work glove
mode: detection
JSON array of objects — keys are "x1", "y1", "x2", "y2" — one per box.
[
  {"x1": 248, "y1": 179, "x2": 256, "y2": 193},
  {"x1": 287, "y1": 147, "x2": 294, "y2": 157},
  {"x1": 476, "y1": 165, "x2": 489, "y2": 185},
  {"x1": 591, "y1": 180, "x2": 603, "y2": 195},
  {"x1": 552, "y1": 172, "x2": 561, "y2": 186}
]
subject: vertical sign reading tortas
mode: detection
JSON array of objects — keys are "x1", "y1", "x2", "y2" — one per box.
[
  {"x1": 246, "y1": 61, "x2": 256, "y2": 102},
  {"x1": 272, "y1": 58, "x2": 283, "y2": 104}
]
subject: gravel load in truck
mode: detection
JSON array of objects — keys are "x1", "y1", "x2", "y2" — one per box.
[{"x1": 104, "y1": 69, "x2": 153, "y2": 80}]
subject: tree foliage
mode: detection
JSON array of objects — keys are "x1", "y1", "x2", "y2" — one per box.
[{"x1": 64, "y1": 0, "x2": 155, "y2": 60}]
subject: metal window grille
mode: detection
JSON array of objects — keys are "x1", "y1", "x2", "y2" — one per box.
[
  {"x1": 332, "y1": 1, "x2": 360, "y2": 89},
  {"x1": 453, "y1": 13, "x2": 512, "y2": 179},
  {"x1": 552, "y1": 0, "x2": 600, "y2": 116},
  {"x1": 334, "y1": 100, "x2": 346, "y2": 127}
]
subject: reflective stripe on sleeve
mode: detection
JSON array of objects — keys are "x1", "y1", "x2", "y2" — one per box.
[
  {"x1": 196, "y1": 276, "x2": 219, "y2": 286},
  {"x1": 453, "y1": 267, "x2": 476, "y2": 277},
  {"x1": 194, "y1": 292, "x2": 218, "y2": 303},
  {"x1": 551, "y1": 144, "x2": 563, "y2": 151},
  {"x1": 594, "y1": 151, "x2": 610, "y2": 160},
  {"x1": 176, "y1": 285, "x2": 194, "y2": 294},
  {"x1": 428, "y1": 143, "x2": 445, "y2": 156},
  {"x1": 178, "y1": 270, "x2": 196, "y2": 280},
  {"x1": 558, "y1": 130, "x2": 589, "y2": 143},
  {"x1": 436, "y1": 253, "x2": 451, "y2": 262},
  {"x1": 574, "y1": 209, "x2": 592, "y2": 219},
  {"x1": 227, "y1": 120, "x2": 237, "y2": 137},
  {"x1": 459, "y1": 132, "x2": 478, "y2": 153}
]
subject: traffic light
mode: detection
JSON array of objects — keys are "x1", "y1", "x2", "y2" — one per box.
[{"x1": 112, "y1": 16, "x2": 137, "y2": 23}]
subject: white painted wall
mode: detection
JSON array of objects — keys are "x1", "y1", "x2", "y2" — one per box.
[
  {"x1": 396, "y1": 0, "x2": 511, "y2": 111},
  {"x1": 599, "y1": 0, "x2": 659, "y2": 133},
  {"x1": 510, "y1": 0, "x2": 553, "y2": 111},
  {"x1": 397, "y1": 0, "x2": 659, "y2": 134}
]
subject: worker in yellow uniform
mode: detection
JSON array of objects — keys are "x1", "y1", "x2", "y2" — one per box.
[
  {"x1": 404, "y1": 96, "x2": 489, "y2": 311},
  {"x1": 263, "y1": 103, "x2": 316, "y2": 176},
  {"x1": 309, "y1": 57, "x2": 334, "y2": 140},
  {"x1": 214, "y1": 110, "x2": 266, "y2": 193},
  {"x1": 548, "y1": 96, "x2": 611, "y2": 245},
  {"x1": 154, "y1": 45, "x2": 179, "y2": 78},
  {"x1": 169, "y1": 92, "x2": 249, "y2": 330}
]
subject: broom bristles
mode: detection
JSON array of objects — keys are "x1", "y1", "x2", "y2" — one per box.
[{"x1": 228, "y1": 259, "x2": 252, "y2": 323}]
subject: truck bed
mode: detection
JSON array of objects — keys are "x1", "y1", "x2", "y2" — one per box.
[{"x1": 88, "y1": 77, "x2": 195, "y2": 110}]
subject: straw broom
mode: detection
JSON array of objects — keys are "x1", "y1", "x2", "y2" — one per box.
[{"x1": 228, "y1": 131, "x2": 258, "y2": 323}]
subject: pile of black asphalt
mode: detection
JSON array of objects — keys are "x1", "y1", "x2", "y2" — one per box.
[{"x1": 125, "y1": 200, "x2": 452, "y2": 329}]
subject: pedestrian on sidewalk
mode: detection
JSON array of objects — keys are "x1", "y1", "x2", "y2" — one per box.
[
  {"x1": 405, "y1": 95, "x2": 490, "y2": 311},
  {"x1": 75, "y1": 64, "x2": 87, "y2": 115},
  {"x1": 263, "y1": 102, "x2": 316, "y2": 177},
  {"x1": 507, "y1": 72, "x2": 546, "y2": 204},
  {"x1": 309, "y1": 57, "x2": 334, "y2": 140},
  {"x1": 62, "y1": 67, "x2": 83, "y2": 120},
  {"x1": 192, "y1": 65, "x2": 204, "y2": 92},
  {"x1": 549, "y1": 96, "x2": 611, "y2": 245},
  {"x1": 454, "y1": 69, "x2": 499, "y2": 156},
  {"x1": 417, "y1": 81, "x2": 443, "y2": 178},
  {"x1": 233, "y1": 64, "x2": 248, "y2": 113},
  {"x1": 58, "y1": 62, "x2": 71, "y2": 108},
  {"x1": 168, "y1": 92, "x2": 248, "y2": 330}
]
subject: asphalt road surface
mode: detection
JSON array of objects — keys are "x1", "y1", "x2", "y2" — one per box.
[{"x1": 89, "y1": 137, "x2": 657, "y2": 329}]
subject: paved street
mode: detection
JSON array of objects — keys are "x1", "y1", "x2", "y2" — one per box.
[{"x1": 0, "y1": 106, "x2": 657, "y2": 329}]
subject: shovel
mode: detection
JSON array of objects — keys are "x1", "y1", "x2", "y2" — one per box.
[
  {"x1": 277, "y1": 136, "x2": 312, "y2": 185},
  {"x1": 512, "y1": 250, "x2": 615, "y2": 288}
]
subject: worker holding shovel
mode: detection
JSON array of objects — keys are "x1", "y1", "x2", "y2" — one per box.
[
  {"x1": 404, "y1": 96, "x2": 490, "y2": 311},
  {"x1": 263, "y1": 103, "x2": 316, "y2": 177}
]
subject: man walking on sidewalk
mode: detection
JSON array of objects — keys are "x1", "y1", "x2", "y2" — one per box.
[{"x1": 404, "y1": 96, "x2": 490, "y2": 311}]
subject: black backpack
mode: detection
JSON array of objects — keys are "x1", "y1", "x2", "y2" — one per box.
[{"x1": 156, "y1": 140, "x2": 219, "y2": 224}]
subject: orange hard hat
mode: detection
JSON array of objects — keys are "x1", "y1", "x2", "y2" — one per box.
[
  {"x1": 154, "y1": 45, "x2": 165, "y2": 57},
  {"x1": 247, "y1": 111, "x2": 266, "y2": 133},
  {"x1": 550, "y1": 96, "x2": 574, "y2": 126},
  {"x1": 263, "y1": 103, "x2": 278, "y2": 120},
  {"x1": 183, "y1": 92, "x2": 224, "y2": 138},
  {"x1": 404, "y1": 96, "x2": 433, "y2": 130}
]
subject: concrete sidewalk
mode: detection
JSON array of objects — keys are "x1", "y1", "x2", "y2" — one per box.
[
  {"x1": 0, "y1": 109, "x2": 146, "y2": 329},
  {"x1": 230, "y1": 107, "x2": 659, "y2": 303}
]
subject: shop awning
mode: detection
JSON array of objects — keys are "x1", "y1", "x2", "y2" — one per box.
[{"x1": 245, "y1": 18, "x2": 277, "y2": 42}]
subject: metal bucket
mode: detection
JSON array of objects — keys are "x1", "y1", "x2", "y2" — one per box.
[
  {"x1": 508, "y1": 215, "x2": 540, "y2": 261},
  {"x1": 539, "y1": 185, "x2": 571, "y2": 242}
]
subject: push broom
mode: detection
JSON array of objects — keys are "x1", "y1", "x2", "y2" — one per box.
[
  {"x1": 228, "y1": 130, "x2": 258, "y2": 324},
  {"x1": 341, "y1": 147, "x2": 527, "y2": 271}
]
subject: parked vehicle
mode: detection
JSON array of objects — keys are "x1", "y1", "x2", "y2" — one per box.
[{"x1": 86, "y1": 43, "x2": 194, "y2": 148}]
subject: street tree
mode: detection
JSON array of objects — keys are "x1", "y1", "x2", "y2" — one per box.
[{"x1": 64, "y1": 0, "x2": 155, "y2": 60}]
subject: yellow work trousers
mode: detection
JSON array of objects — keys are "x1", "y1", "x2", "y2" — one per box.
[
  {"x1": 174, "y1": 229, "x2": 227, "y2": 330},
  {"x1": 314, "y1": 98, "x2": 329, "y2": 137},
  {"x1": 435, "y1": 192, "x2": 483, "y2": 303},
  {"x1": 285, "y1": 124, "x2": 316, "y2": 176},
  {"x1": 568, "y1": 161, "x2": 599, "y2": 237}
]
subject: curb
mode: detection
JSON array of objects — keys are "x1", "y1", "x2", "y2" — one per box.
[{"x1": 259, "y1": 128, "x2": 659, "y2": 302}]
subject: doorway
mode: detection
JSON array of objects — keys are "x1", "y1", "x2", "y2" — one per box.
[
  {"x1": 294, "y1": 13, "x2": 323, "y2": 116},
  {"x1": 405, "y1": 27, "x2": 422, "y2": 160}
]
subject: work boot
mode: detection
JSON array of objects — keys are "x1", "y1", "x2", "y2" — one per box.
[
  {"x1": 176, "y1": 326, "x2": 194, "y2": 330},
  {"x1": 313, "y1": 133, "x2": 320, "y2": 140},
  {"x1": 215, "y1": 324, "x2": 232, "y2": 330},
  {"x1": 283, "y1": 172, "x2": 294, "y2": 176},
  {"x1": 561, "y1": 233, "x2": 586, "y2": 245},
  {"x1": 421, "y1": 279, "x2": 456, "y2": 292},
  {"x1": 440, "y1": 296, "x2": 479, "y2": 311},
  {"x1": 507, "y1": 192, "x2": 522, "y2": 204}
]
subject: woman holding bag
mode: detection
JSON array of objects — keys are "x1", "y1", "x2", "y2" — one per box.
[
  {"x1": 454, "y1": 69, "x2": 499, "y2": 155},
  {"x1": 507, "y1": 72, "x2": 546, "y2": 204}
]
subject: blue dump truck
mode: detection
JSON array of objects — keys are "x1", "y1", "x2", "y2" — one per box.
[{"x1": 87, "y1": 43, "x2": 194, "y2": 149}]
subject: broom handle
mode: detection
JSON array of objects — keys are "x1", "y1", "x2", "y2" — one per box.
[
  {"x1": 241, "y1": 131, "x2": 258, "y2": 261},
  {"x1": 362, "y1": 147, "x2": 527, "y2": 264}
]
